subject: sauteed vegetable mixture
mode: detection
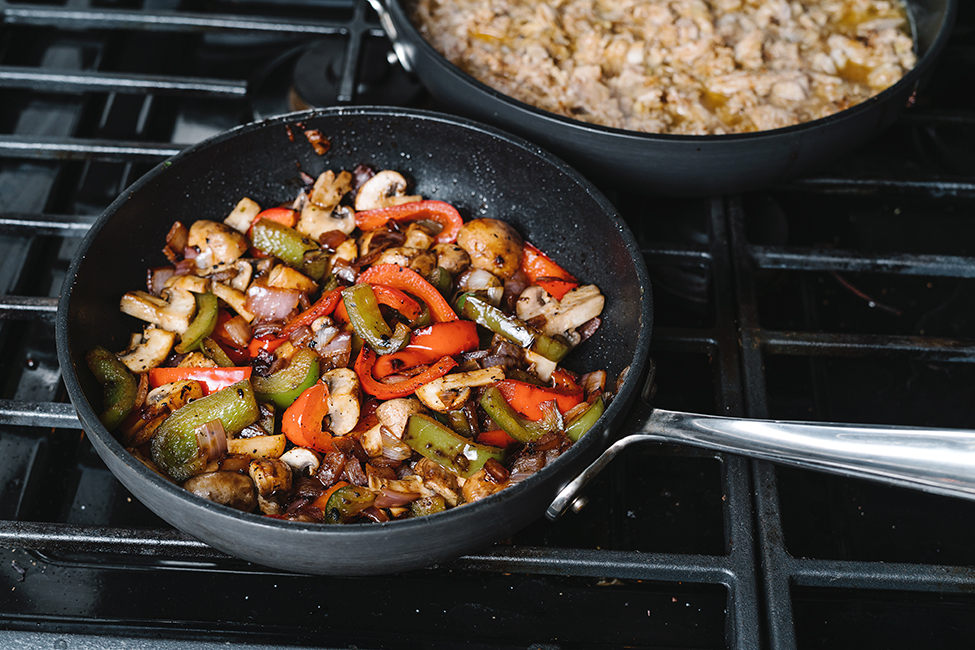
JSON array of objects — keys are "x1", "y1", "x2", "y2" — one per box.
[{"x1": 87, "y1": 165, "x2": 610, "y2": 524}]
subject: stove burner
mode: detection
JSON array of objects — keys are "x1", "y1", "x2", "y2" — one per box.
[{"x1": 250, "y1": 39, "x2": 424, "y2": 119}]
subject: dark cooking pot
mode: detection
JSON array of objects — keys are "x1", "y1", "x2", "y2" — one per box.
[
  {"x1": 371, "y1": 0, "x2": 956, "y2": 196},
  {"x1": 57, "y1": 107, "x2": 653, "y2": 575},
  {"x1": 58, "y1": 108, "x2": 975, "y2": 576}
]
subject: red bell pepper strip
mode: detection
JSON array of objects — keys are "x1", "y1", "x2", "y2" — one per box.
[
  {"x1": 476, "y1": 428, "x2": 517, "y2": 449},
  {"x1": 520, "y1": 242, "x2": 579, "y2": 300},
  {"x1": 333, "y1": 285, "x2": 423, "y2": 324},
  {"x1": 355, "y1": 346, "x2": 457, "y2": 400},
  {"x1": 372, "y1": 320, "x2": 479, "y2": 379},
  {"x1": 358, "y1": 264, "x2": 458, "y2": 323},
  {"x1": 282, "y1": 380, "x2": 334, "y2": 453},
  {"x1": 495, "y1": 379, "x2": 583, "y2": 421},
  {"x1": 280, "y1": 288, "x2": 342, "y2": 338},
  {"x1": 247, "y1": 334, "x2": 288, "y2": 358},
  {"x1": 354, "y1": 200, "x2": 463, "y2": 244},
  {"x1": 147, "y1": 366, "x2": 252, "y2": 396}
]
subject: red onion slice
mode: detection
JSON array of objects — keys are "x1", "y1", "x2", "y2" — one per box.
[
  {"x1": 245, "y1": 284, "x2": 300, "y2": 321},
  {"x1": 196, "y1": 419, "x2": 228, "y2": 461},
  {"x1": 381, "y1": 430, "x2": 413, "y2": 461},
  {"x1": 374, "y1": 488, "x2": 421, "y2": 508}
]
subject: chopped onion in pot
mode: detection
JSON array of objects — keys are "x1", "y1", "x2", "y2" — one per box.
[
  {"x1": 580, "y1": 370, "x2": 606, "y2": 397},
  {"x1": 174, "y1": 258, "x2": 196, "y2": 276},
  {"x1": 245, "y1": 284, "x2": 300, "y2": 321},
  {"x1": 220, "y1": 314, "x2": 252, "y2": 349},
  {"x1": 316, "y1": 330, "x2": 352, "y2": 370},
  {"x1": 148, "y1": 267, "x2": 176, "y2": 296},
  {"x1": 360, "y1": 506, "x2": 390, "y2": 523},
  {"x1": 195, "y1": 419, "x2": 228, "y2": 462},
  {"x1": 375, "y1": 488, "x2": 421, "y2": 508},
  {"x1": 381, "y1": 430, "x2": 413, "y2": 461}
]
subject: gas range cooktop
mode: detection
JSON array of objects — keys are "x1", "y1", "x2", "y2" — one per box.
[{"x1": 1, "y1": 1, "x2": 974, "y2": 648}]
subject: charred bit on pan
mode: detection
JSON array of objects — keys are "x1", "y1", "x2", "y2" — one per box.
[{"x1": 304, "y1": 129, "x2": 331, "y2": 156}]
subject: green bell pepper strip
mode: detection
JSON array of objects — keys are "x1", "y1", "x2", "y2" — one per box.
[
  {"x1": 250, "y1": 219, "x2": 325, "y2": 279},
  {"x1": 323, "y1": 485, "x2": 376, "y2": 524},
  {"x1": 430, "y1": 266, "x2": 452, "y2": 298},
  {"x1": 86, "y1": 346, "x2": 138, "y2": 431},
  {"x1": 341, "y1": 283, "x2": 411, "y2": 355},
  {"x1": 456, "y1": 293, "x2": 570, "y2": 362},
  {"x1": 175, "y1": 291, "x2": 218, "y2": 354},
  {"x1": 411, "y1": 494, "x2": 447, "y2": 517},
  {"x1": 149, "y1": 379, "x2": 259, "y2": 482},
  {"x1": 200, "y1": 337, "x2": 235, "y2": 367},
  {"x1": 479, "y1": 385, "x2": 555, "y2": 444},
  {"x1": 565, "y1": 396, "x2": 604, "y2": 442},
  {"x1": 403, "y1": 414, "x2": 506, "y2": 479},
  {"x1": 251, "y1": 347, "x2": 320, "y2": 409}
]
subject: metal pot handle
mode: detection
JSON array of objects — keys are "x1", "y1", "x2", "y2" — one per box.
[
  {"x1": 367, "y1": 0, "x2": 418, "y2": 75},
  {"x1": 547, "y1": 406, "x2": 975, "y2": 520}
]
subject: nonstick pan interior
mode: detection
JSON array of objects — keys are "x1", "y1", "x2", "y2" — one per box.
[{"x1": 56, "y1": 107, "x2": 653, "y2": 574}]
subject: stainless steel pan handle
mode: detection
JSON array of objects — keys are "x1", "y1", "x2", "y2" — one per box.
[{"x1": 547, "y1": 408, "x2": 975, "y2": 519}]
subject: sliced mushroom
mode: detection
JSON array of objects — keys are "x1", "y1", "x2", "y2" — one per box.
[
  {"x1": 414, "y1": 367, "x2": 505, "y2": 412},
  {"x1": 359, "y1": 422, "x2": 384, "y2": 458},
  {"x1": 403, "y1": 222, "x2": 437, "y2": 250},
  {"x1": 267, "y1": 264, "x2": 318, "y2": 293},
  {"x1": 456, "y1": 218, "x2": 524, "y2": 279},
  {"x1": 211, "y1": 281, "x2": 256, "y2": 322},
  {"x1": 310, "y1": 170, "x2": 353, "y2": 210},
  {"x1": 327, "y1": 234, "x2": 354, "y2": 260},
  {"x1": 248, "y1": 458, "x2": 293, "y2": 498},
  {"x1": 117, "y1": 325, "x2": 176, "y2": 373},
  {"x1": 296, "y1": 171, "x2": 355, "y2": 239},
  {"x1": 354, "y1": 170, "x2": 421, "y2": 211},
  {"x1": 228, "y1": 259, "x2": 253, "y2": 292},
  {"x1": 176, "y1": 351, "x2": 218, "y2": 368},
  {"x1": 299, "y1": 203, "x2": 357, "y2": 240},
  {"x1": 163, "y1": 273, "x2": 209, "y2": 294},
  {"x1": 321, "y1": 368, "x2": 361, "y2": 436},
  {"x1": 256, "y1": 494, "x2": 286, "y2": 516},
  {"x1": 358, "y1": 227, "x2": 405, "y2": 258},
  {"x1": 145, "y1": 380, "x2": 205, "y2": 414},
  {"x1": 224, "y1": 197, "x2": 262, "y2": 233},
  {"x1": 516, "y1": 285, "x2": 558, "y2": 322},
  {"x1": 280, "y1": 447, "x2": 322, "y2": 476},
  {"x1": 432, "y1": 243, "x2": 471, "y2": 276},
  {"x1": 183, "y1": 471, "x2": 257, "y2": 512},
  {"x1": 226, "y1": 433, "x2": 287, "y2": 459},
  {"x1": 539, "y1": 285, "x2": 605, "y2": 345},
  {"x1": 120, "y1": 287, "x2": 197, "y2": 334},
  {"x1": 414, "y1": 458, "x2": 462, "y2": 506},
  {"x1": 187, "y1": 220, "x2": 249, "y2": 273},
  {"x1": 462, "y1": 468, "x2": 507, "y2": 503},
  {"x1": 375, "y1": 398, "x2": 426, "y2": 439},
  {"x1": 375, "y1": 247, "x2": 437, "y2": 279},
  {"x1": 523, "y1": 349, "x2": 557, "y2": 383}
]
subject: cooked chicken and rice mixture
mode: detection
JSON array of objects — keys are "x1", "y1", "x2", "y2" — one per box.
[{"x1": 412, "y1": 0, "x2": 915, "y2": 134}]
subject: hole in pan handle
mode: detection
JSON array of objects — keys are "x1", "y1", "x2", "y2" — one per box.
[{"x1": 547, "y1": 408, "x2": 975, "y2": 521}]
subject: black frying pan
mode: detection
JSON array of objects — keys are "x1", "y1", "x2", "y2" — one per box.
[
  {"x1": 371, "y1": 0, "x2": 956, "y2": 196},
  {"x1": 58, "y1": 108, "x2": 975, "y2": 575},
  {"x1": 57, "y1": 107, "x2": 653, "y2": 575}
]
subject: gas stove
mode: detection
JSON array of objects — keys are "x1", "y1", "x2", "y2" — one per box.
[{"x1": 1, "y1": 1, "x2": 974, "y2": 648}]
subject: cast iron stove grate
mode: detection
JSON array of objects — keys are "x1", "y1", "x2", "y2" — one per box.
[{"x1": 0, "y1": 1, "x2": 973, "y2": 648}]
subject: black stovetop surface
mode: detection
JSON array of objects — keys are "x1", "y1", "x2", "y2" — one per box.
[{"x1": 1, "y1": 1, "x2": 974, "y2": 648}]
